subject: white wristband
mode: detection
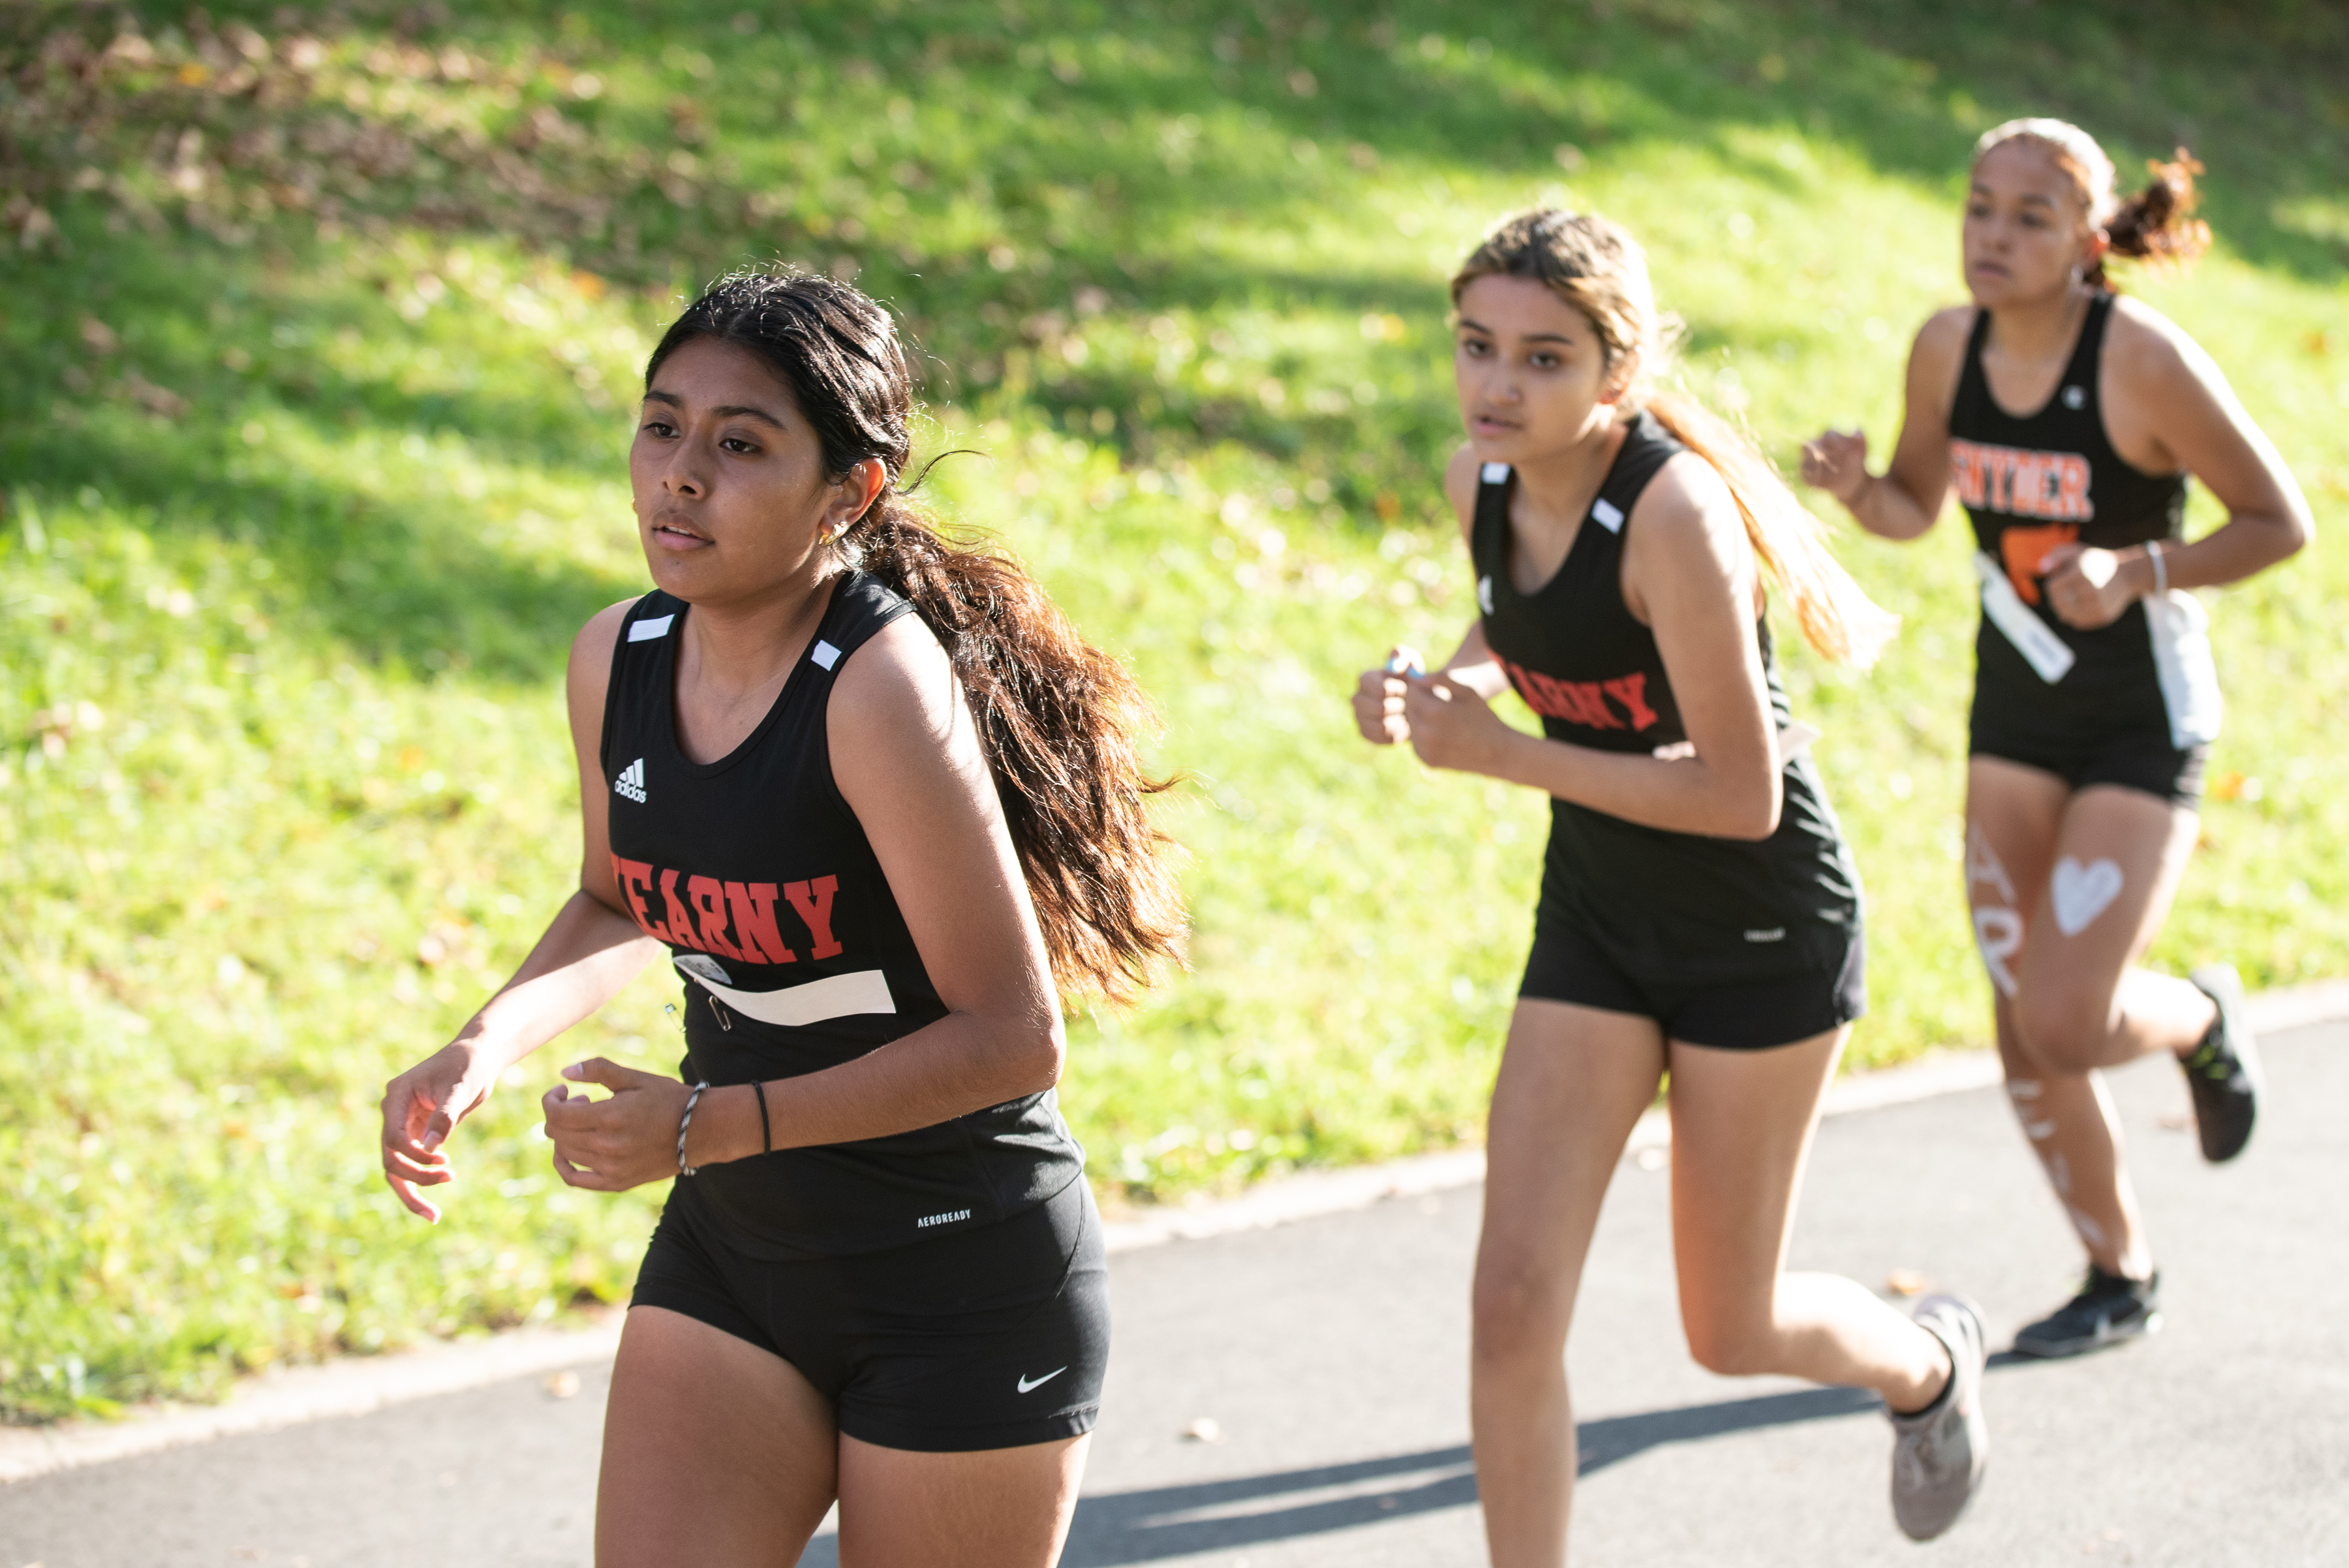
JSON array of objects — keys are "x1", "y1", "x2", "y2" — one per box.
[{"x1": 2147, "y1": 540, "x2": 2168, "y2": 597}]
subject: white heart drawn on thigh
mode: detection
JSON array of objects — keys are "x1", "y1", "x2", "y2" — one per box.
[{"x1": 2050, "y1": 857, "x2": 2125, "y2": 937}]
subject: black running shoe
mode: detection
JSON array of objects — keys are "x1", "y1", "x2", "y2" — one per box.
[
  {"x1": 2011, "y1": 1266, "x2": 2162, "y2": 1358},
  {"x1": 2183, "y1": 964, "x2": 2261, "y2": 1163}
]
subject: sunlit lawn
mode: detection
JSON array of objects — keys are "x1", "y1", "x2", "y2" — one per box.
[{"x1": 3, "y1": 0, "x2": 2345, "y2": 1417}]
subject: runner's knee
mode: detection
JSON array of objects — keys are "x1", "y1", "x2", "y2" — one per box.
[
  {"x1": 2015, "y1": 982, "x2": 2117, "y2": 1072},
  {"x1": 1681, "y1": 1308, "x2": 1779, "y2": 1377},
  {"x1": 1471, "y1": 1255, "x2": 1572, "y2": 1363}
]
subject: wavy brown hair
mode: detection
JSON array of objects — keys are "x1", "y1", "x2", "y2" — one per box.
[{"x1": 647, "y1": 267, "x2": 1184, "y2": 1006}]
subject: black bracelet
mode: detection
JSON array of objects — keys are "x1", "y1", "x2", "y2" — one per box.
[{"x1": 753, "y1": 1079, "x2": 771, "y2": 1156}]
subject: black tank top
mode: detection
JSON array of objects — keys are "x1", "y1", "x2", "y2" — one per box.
[
  {"x1": 1471, "y1": 412, "x2": 1860, "y2": 981},
  {"x1": 1950, "y1": 293, "x2": 2191, "y2": 743},
  {"x1": 600, "y1": 573, "x2": 1084, "y2": 1259}
]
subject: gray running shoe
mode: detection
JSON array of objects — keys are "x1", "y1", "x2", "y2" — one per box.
[
  {"x1": 1888, "y1": 1293, "x2": 1989, "y2": 1541},
  {"x1": 2183, "y1": 964, "x2": 2261, "y2": 1163}
]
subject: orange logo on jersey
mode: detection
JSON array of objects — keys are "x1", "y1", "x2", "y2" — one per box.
[
  {"x1": 1950, "y1": 438, "x2": 2094, "y2": 524},
  {"x1": 1999, "y1": 523, "x2": 2078, "y2": 605}
]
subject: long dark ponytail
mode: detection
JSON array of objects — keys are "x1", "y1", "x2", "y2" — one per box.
[{"x1": 646, "y1": 267, "x2": 1184, "y2": 1006}]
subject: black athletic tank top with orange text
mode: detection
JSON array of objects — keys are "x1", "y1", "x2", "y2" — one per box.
[
  {"x1": 1471, "y1": 412, "x2": 1860, "y2": 983},
  {"x1": 600, "y1": 573, "x2": 1084, "y2": 1259},
  {"x1": 1950, "y1": 293, "x2": 2190, "y2": 747}
]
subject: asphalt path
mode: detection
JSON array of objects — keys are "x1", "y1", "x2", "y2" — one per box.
[{"x1": 5, "y1": 1022, "x2": 2344, "y2": 1567}]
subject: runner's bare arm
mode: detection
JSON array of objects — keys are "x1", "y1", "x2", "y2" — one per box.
[
  {"x1": 2079, "y1": 300, "x2": 2312, "y2": 593},
  {"x1": 1801, "y1": 307, "x2": 1971, "y2": 540},
  {"x1": 1396, "y1": 454, "x2": 1781, "y2": 839},
  {"x1": 378, "y1": 600, "x2": 665, "y2": 1220}
]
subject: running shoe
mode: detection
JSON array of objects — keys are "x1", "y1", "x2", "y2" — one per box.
[
  {"x1": 2183, "y1": 964, "x2": 2262, "y2": 1163},
  {"x1": 1888, "y1": 1293, "x2": 1989, "y2": 1541},
  {"x1": 2010, "y1": 1265, "x2": 2161, "y2": 1358}
]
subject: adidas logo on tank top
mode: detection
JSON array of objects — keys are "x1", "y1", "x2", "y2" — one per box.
[{"x1": 613, "y1": 756, "x2": 647, "y2": 804}]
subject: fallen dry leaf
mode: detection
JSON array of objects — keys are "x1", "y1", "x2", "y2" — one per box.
[{"x1": 122, "y1": 370, "x2": 191, "y2": 418}]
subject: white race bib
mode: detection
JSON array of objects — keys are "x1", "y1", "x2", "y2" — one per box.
[
  {"x1": 682, "y1": 966, "x2": 897, "y2": 1027},
  {"x1": 2145, "y1": 589, "x2": 2222, "y2": 748},
  {"x1": 1973, "y1": 552, "x2": 2076, "y2": 684}
]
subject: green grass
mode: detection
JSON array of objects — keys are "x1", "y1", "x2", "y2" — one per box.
[{"x1": 3, "y1": 0, "x2": 2346, "y2": 1419}]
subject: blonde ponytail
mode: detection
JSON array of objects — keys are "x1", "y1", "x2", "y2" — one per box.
[
  {"x1": 1452, "y1": 209, "x2": 1897, "y2": 667},
  {"x1": 1642, "y1": 388, "x2": 1898, "y2": 667}
]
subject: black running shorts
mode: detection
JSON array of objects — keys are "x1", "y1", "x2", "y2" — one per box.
[
  {"x1": 1518, "y1": 916, "x2": 1865, "y2": 1050},
  {"x1": 632, "y1": 1175, "x2": 1107, "y2": 1453},
  {"x1": 1967, "y1": 731, "x2": 2208, "y2": 807}
]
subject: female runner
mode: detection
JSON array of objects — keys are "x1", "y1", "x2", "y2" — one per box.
[
  {"x1": 1353, "y1": 209, "x2": 1987, "y2": 1561},
  {"x1": 1802, "y1": 121, "x2": 2310, "y2": 1357},
  {"x1": 378, "y1": 268, "x2": 1182, "y2": 1567}
]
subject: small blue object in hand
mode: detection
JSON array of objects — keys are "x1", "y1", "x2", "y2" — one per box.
[{"x1": 1385, "y1": 652, "x2": 1425, "y2": 679}]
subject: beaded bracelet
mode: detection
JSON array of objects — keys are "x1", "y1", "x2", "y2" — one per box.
[{"x1": 676, "y1": 1081, "x2": 710, "y2": 1177}]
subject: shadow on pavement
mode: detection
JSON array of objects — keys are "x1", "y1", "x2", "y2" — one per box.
[
  {"x1": 1573, "y1": 1384, "x2": 1883, "y2": 1482},
  {"x1": 813, "y1": 1384, "x2": 1889, "y2": 1566},
  {"x1": 790, "y1": 1327, "x2": 2063, "y2": 1563}
]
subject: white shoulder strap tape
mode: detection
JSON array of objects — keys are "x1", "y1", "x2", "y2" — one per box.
[{"x1": 1973, "y1": 553, "x2": 2075, "y2": 684}]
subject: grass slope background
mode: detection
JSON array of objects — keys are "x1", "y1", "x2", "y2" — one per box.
[{"x1": 3, "y1": 0, "x2": 2344, "y2": 1419}]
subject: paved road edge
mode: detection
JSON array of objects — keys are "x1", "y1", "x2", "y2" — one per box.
[{"x1": 8, "y1": 976, "x2": 2341, "y2": 1484}]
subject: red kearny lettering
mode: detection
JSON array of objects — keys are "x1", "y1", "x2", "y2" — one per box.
[
  {"x1": 611, "y1": 855, "x2": 667, "y2": 941},
  {"x1": 686, "y1": 874, "x2": 748, "y2": 963},
  {"x1": 1601, "y1": 673, "x2": 1660, "y2": 730},
  {"x1": 607, "y1": 855, "x2": 838, "y2": 964},
  {"x1": 1949, "y1": 438, "x2": 2094, "y2": 523},
  {"x1": 657, "y1": 869, "x2": 702, "y2": 953},
  {"x1": 1500, "y1": 656, "x2": 1661, "y2": 733},
  {"x1": 723, "y1": 880, "x2": 797, "y2": 964},
  {"x1": 784, "y1": 876, "x2": 844, "y2": 960}
]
